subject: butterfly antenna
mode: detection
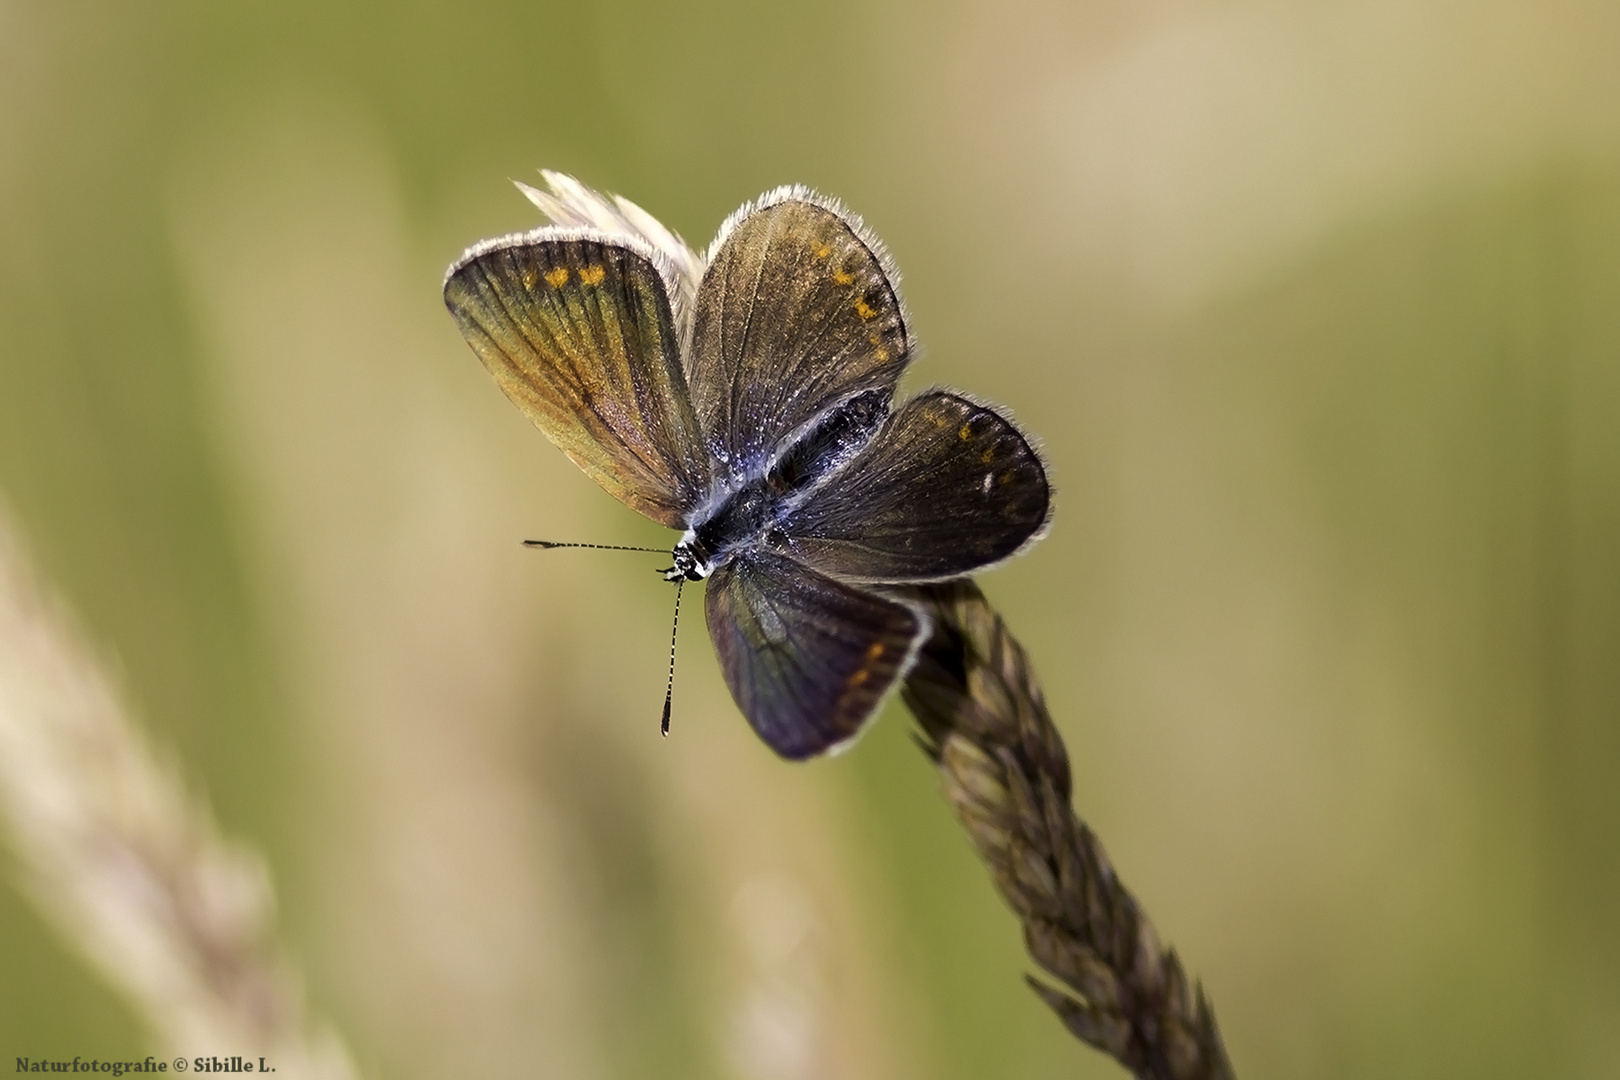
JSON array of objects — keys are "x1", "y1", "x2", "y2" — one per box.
[
  {"x1": 523, "y1": 540, "x2": 668, "y2": 553},
  {"x1": 661, "y1": 579, "x2": 684, "y2": 738}
]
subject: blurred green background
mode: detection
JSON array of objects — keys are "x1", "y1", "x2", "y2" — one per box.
[{"x1": 2, "y1": 1, "x2": 1617, "y2": 1077}]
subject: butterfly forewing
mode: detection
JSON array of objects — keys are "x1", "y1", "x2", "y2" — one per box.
[
  {"x1": 778, "y1": 391, "x2": 1050, "y2": 582},
  {"x1": 705, "y1": 553, "x2": 925, "y2": 760},
  {"x1": 687, "y1": 197, "x2": 911, "y2": 474},
  {"x1": 445, "y1": 236, "x2": 710, "y2": 527}
]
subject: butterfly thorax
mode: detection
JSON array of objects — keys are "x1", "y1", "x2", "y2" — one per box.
[
  {"x1": 669, "y1": 488, "x2": 777, "y2": 581},
  {"x1": 665, "y1": 388, "x2": 893, "y2": 583}
]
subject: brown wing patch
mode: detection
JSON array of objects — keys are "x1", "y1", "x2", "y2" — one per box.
[
  {"x1": 444, "y1": 236, "x2": 710, "y2": 526},
  {"x1": 687, "y1": 198, "x2": 912, "y2": 472}
]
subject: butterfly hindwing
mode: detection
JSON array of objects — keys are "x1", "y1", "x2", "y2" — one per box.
[
  {"x1": 687, "y1": 195, "x2": 912, "y2": 473},
  {"x1": 445, "y1": 233, "x2": 710, "y2": 527},
  {"x1": 705, "y1": 552, "x2": 926, "y2": 760},
  {"x1": 778, "y1": 390, "x2": 1050, "y2": 582}
]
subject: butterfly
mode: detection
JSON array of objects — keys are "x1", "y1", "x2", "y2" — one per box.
[{"x1": 443, "y1": 172, "x2": 1050, "y2": 760}]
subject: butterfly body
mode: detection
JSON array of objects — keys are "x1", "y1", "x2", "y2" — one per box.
[
  {"x1": 669, "y1": 386, "x2": 892, "y2": 582},
  {"x1": 446, "y1": 175, "x2": 1050, "y2": 760}
]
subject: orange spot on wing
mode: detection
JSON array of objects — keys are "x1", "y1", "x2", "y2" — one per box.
[
  {"x1": 544, "y1": 267, "x2": 570, "y2": 287},
  {"x1": 980, "y1": 447, "x2": 995, "y2": 463},
  {"x1": 832, "y1": 269, "x2": 855, "y2": 285},
  {"x1": 814, "y1": 245, "x2": 832, "y2": 259},
  {"x1": 521, "y1": 267, "x2": 539, "y2": 289},
  {"x1": 579, "y1": 265, "x2": 606, "y2": 285},
  {"x1": 854, "y1": 298, "x2": 877, "y2": 320},
  {"x1": 958, "y1": 423, "x2": 974, "y2": 441},
  {"x1": 845, "y1": 640, "x2": 888, "y2": 692}
]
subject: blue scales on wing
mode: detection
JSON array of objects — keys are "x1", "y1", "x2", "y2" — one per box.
[
  {"x1": 777, "y1": 391, "x2": 1050, "y2": 583},
  {"x1": 704, "y1": 552, "x2": 927, "y2": 759}
]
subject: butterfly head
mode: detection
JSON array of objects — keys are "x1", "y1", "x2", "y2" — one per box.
[{"x1": 664, "y1": 535, "x2": 710, "y2": 582}]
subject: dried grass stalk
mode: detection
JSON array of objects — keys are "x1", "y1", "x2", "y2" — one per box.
[
  {"x1": 902, "y1": 581, "x2": 1235, "y2": 1080},
  {"x1": 0, "y1": 510, "x2": 355, "y2": 1076}
]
